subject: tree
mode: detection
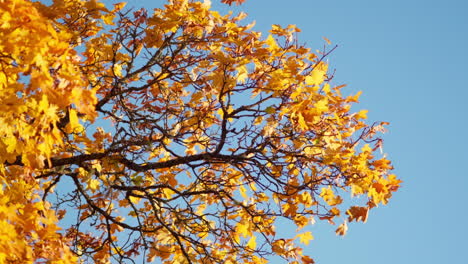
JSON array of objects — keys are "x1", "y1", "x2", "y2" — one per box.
[{"x1": 0, "y1": 0, "x2": 400, "y2": 263}]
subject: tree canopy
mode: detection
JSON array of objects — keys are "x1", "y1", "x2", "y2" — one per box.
[{"x1": 0, "y1": 0, "x2": 400, "y2": 263}]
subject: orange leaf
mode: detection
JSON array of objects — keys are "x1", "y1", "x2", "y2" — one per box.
[{"x1": 335, "y1": 222, "x2": 348, "y2": 236}]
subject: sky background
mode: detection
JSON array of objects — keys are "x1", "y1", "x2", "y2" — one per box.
[{"x1": 115, "y1": 0, "x2": 468, "y2": 263}]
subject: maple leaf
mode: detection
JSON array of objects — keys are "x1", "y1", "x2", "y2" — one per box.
[
  {"x1": 247, "y1": 235, "x2": 257, "y2": 250},
  {"x1": 346, "y1": 206, "x2": 369, "y2": 223},
  {"x1": 320, "y1": 187, "x2": 343, "y2": 206},
  {"x1": 236, "y1": 221, "x2": 251, "y2": 238},
  {"x1": 297, "y1": 231, "x2": 314, "y2": 245}
]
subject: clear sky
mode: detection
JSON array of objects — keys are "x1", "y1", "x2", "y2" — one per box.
[{"x1": 114, "y1": 0, "x2": 468, "y2": 263}]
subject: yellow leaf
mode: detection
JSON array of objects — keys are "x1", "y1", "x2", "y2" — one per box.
[
  {"x1": 67, "y1": 108, "x2": 83, "y2": 133},
  {"x1": 113, "y1": 2, "x2": 126, "y2": 11},
  {"x1": 361, "y1": 144, "x2": 372, "y2": 153},
  {"x1": 4, "y1": 135, "x2": 17, "y2": 154},
  {"x1": 235, "y1": 221, "x2": 250, "y2": 238},
  {"x1": 88, "y1": 179, "x2": 100, "y2": 192},
  {"x1": 163, "y1": 188, "x2": 175, "y2": 199},
  {"x1": 38, "y1": 95, "x2": 49, "y2": 112},
  {"x1": 355, "y1": 109, "x2": 368, "y2": 119},
  {"x1": 320, "y1": 187, "x2": 343, "y2": 206},
  {"x1": 305, "y1": 69, "x2": 326, "y2": 86},
  {"x1": 237, "y1": 65, "x2": 248, "y2": 83},
  {"x1": 265, "y1": 34, "x2": 279, "y2": 50},
  {"x1": 323, "y1": 83, "x2": 331, "y2": 93},
  {"x1": 85, "y1": 0, "x2": 108, "y2": 12},
  {"x1": 246, "y1": 235, "x2": 256, "y2": 250},
  {"x1": 251, "y1": 256, "x2": 268, "y2": 264},
  {"x1": 297, "y1": 113, "x2": 307, "y2": 130},
  {"x1": 0, "y1": 72, "x2": 7, "y2": 88},
  {"x1": 297, "y1": 231, "x2": 314, "y2": 245},
  {"x1": 103, "y1": 14, "x2": 115, "y2": 25},
  {"x1": 348, "y1": 91, "x2": 362, "y2": 102},
  {"x1": 297, "y1": 192, "x2": 312, "y2": 207},
  {"x1": 113, "y1": 63, "x2": 123, "y2": 77},
  {"x1": 239, "y1": 185, "x2": 247, "y2": 199},
  {"x1": 129, "y1": 195, "x2": 141, "y2": 204},
  {"x1": 92, "y1": 162, "x2": 102, "y2": 173}
]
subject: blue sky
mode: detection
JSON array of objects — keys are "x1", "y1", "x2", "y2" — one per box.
[{"x1": 111, "y1": 0, "x2": 467, "y2": 263}]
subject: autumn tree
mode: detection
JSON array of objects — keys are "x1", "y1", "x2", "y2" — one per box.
[{"x1": 0, "y1": 0, "x2": 400, "y2": 263}]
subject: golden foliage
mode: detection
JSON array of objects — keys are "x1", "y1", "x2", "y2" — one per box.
[{"x1": 0, "y1": 0, "x2": 400, "y2": 263}]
